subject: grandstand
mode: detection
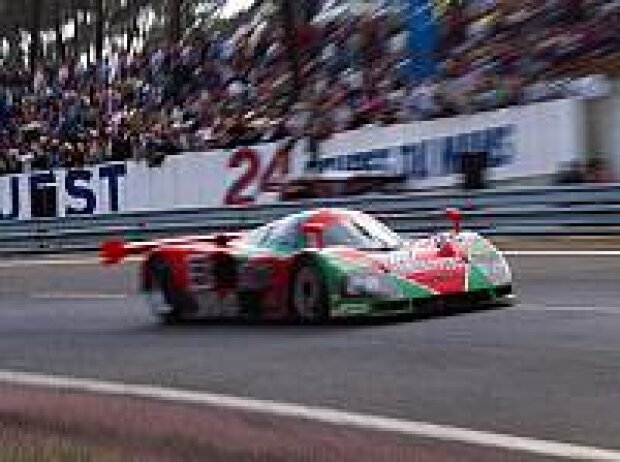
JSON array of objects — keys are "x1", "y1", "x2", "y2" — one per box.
[{"x1": 0, "y1": 0, "x2": 617, "y2": 176}]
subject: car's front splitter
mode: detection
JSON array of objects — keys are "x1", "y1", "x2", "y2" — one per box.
[{"x1": 331, "y1": 285, "x2": 514, "y2": 318}]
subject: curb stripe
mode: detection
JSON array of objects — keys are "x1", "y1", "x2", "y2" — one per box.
[{"x1": 0, "y1": 370, "x2": 618, "y2": 461}]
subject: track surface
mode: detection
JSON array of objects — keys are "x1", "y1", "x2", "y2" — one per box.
[{"x1": 0, "y1": 254, "x2": 618, "y2": 459}]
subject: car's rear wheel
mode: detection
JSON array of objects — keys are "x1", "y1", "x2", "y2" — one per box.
[
  {"x1": 290, "y1": 259, "x2": 329, "y2": 323},
  {"x1": 146, "y1": 257, "x2": 193, "y2": 324}
]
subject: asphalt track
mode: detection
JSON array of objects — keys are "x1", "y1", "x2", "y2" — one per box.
[{"x1": 0, "y1": 253, "x2": 619, "y2": 460}]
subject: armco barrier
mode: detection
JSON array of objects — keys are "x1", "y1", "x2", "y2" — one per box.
[{"x1": 1, "y1": 184, "x2": 619, "y2": 255}]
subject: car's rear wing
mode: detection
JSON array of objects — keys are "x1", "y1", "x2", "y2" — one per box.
[{"x1": 100, "y1": 233, "x2": 243, "y2": 265}]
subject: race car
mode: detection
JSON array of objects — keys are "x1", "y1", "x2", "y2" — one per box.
[{"x1": 101, "y1": 208, "x2": 514, "y2": 323}]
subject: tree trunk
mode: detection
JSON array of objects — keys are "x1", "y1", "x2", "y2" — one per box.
[
  {"x1": 30, "y1": 0, "x2": 42, "y2": 82},
  {"x1": 281, "y1": 0, "x2": 300, "y2": 107},
  {"x1": 168, "y1": 0, "x2": 182, "y2": 43}
]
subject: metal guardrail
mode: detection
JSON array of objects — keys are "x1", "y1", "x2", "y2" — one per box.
[{"x1": 1, "y1": 184, "x2": 619, "y2": 255}]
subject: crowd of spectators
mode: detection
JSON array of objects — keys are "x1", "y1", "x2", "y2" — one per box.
[{"x1": 0, "y1": 0, "x2": 618, "y2": 175}]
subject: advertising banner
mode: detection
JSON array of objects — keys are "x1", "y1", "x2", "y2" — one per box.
[
  {"x1": 0, "y1": 99, "x2": 584, "y2": 221},
  {"x1": 314, "y1": 98, "x2": 584, "y2": 190}
]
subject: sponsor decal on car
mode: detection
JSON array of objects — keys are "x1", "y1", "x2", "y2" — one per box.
[{"x1": 382, "y1": 253, "x2": 464, "y2": 275}]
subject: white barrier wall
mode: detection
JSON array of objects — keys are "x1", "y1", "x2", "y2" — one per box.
[
  {"x1": 587, "y1": 80, "x2": 620, "y2": 178},
  {"x1": 317, "y1": 98, "x2": 584, "y2": 189},
  {"x1": 0, "y1": 98, "x2": 585, "y2": 221}
]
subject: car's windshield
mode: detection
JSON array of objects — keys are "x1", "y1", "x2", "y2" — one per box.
[
  {"x1": 246, "y1": 211, "x2": 403, "y2": 251},
  {"x1": 323, "y1": 212, "x2": 404, "y2": 250},
  {"x1": 244, "y1": 214, "x2": 304, "y2": 250}
]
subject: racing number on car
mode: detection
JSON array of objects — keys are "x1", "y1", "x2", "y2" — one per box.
[{"x1": 224, "y1": 145, "x2": 291, "y2": 205}]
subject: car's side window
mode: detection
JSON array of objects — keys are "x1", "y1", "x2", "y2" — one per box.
[
  {"x1": 267, "y1": 216, "x2": 304, "y2": 251},
  {"x1": 246, "y1": 225, "x2": 273, "y2": 247},
  {"x1": 322, "y1": 224, "x2": 357, "y2": 247}
]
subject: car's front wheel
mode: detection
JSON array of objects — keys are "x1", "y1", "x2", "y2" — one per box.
[{"x1": 290, "y1": 259, "x2": 329, "y2": 323}]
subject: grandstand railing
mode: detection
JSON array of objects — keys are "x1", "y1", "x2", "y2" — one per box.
[{"x1": 1, "y1": 184, "x2": 619, "y2": 255}]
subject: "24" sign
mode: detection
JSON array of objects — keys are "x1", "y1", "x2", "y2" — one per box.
[{"x1": 224, "y1": 143, "x2": 293, "y2": 206}]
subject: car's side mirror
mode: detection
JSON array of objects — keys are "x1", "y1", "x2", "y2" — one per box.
[{"x1": 301, "y1": 223, "x2": 325, "y2": 249}]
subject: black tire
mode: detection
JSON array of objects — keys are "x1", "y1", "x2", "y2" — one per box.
[
  {"x1": 289, "y1": 257, "x2": 329, "y2": 323},
  {"x1": 146, "y1": 256, "x2": 193, "y2": 325},
  {"x1": 238, "y1": 290, "x2": 263, "y2": 322}
]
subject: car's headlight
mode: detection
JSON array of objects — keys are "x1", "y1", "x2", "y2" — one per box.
[
  {"x1": 480, "y1": 254, "x2": 512, "y2": 286},
  {"x1": 469, "y1": 246, "x2": 512, "y2": 286},
  {"x1": 344, "y1": 272, "x2": 401, "y2": 298},
  {"x1": 456, "y1": 234, "x2": 512, "y2": 287}
]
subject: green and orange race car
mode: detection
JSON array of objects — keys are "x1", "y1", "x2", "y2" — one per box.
[{"x1": 101, "y1": 208, "x2": 514, "y2": 324}]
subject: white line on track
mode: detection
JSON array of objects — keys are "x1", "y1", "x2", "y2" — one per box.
[
  {"x1": 0, "y1": 258, "x2": 100, "y2": 267},
  {"x1": 0, "y1": 370, "x2": 618, "y2": 461},
  {"x1": 29, "y1": 293, "x2": 128, "y2": 300},
  {"x1": 0, "y1": 257, "x2": 141, "y2": 269},
  {"x1": 0, "y1": 257, "x2": 140, "y2": 268},
  {"x1": 514, "y1": 306, "x2": 620, "y2": 313},
  {"x1": 503, "y1": 250, "x2": 620, "y2": 256}
]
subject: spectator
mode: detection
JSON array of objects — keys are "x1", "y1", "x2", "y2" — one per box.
[{"x1": 0, "y1": 0, "x2": 616, "y2": 178}]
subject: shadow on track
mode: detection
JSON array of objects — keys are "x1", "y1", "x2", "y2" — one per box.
[{"x1": 152, "y1": 302, "x2": 508, "y2": 333}]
